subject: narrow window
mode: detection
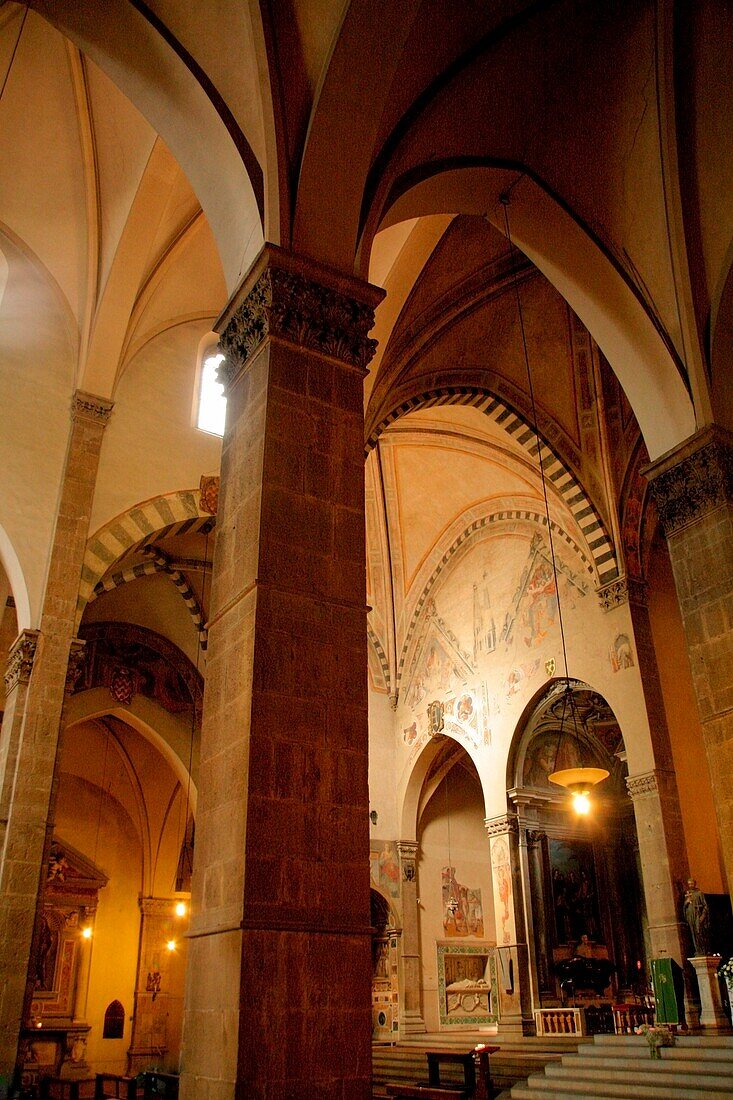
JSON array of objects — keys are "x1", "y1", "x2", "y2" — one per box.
[
  {"x1": 197, "y1": 351, "x2": 226, "y2": 436},
  {"x1": 103, "y1": 999, "x2": 125, "y2": 1039}
]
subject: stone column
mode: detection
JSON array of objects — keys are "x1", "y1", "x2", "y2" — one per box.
[
  {"x1": 180, "y1": 245, "x2": 383, "y2": 1100},
  {"x1": 485, "y1": 814, "x2": 532, "y2": 1034},
  {"x1": 626, "y1": 771, "x2": 699, "y2": 1027},
  {"x1": 0, "y1": 392, "x2": 112, "y2": 1092},
  {"x1": 645, "y1": 426, "x2": 733, "y2": 892},
  {"x1": 525, "y1": 830, "x2": 552, "y2": 998},
  {"x1": 397, "y1": 841, "x2": 425, "y2": 1036},
  {"x1": 0, "y1": 632, "x2": 40, "y2": 851}
]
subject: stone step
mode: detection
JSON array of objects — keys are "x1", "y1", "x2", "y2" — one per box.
[
  {"x1": 591, "y1": 1033, "x2": 733, "y2": 1048},
  {"x1": 567, "y1": 1053, "x2": 733, "y2": 1074},
  {"x1": 545, "y1": 1062, "x2": 733, "y2": 1090},
  {"x1": 512, "y1": 1074, "x2": 733, "y2": 1099},
  {"x1": 580, "y1": 1045, "x2": 733, "y2": 1063}
]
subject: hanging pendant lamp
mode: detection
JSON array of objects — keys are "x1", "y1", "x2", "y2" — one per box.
[{"x1": 500, "y1": 193, "x2": 609, "y2": 813}]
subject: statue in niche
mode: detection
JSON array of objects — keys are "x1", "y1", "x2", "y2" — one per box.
[{"x1": 683, "y1": 878, "x2": 711, "y2": 956}]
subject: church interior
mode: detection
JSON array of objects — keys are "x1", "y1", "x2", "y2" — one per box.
[{"x1": 0, "y1": 1, "x2": 732, "y2": 1097}]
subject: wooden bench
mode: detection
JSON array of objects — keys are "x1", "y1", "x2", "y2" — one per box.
[{"x1": 386, "y1": 1044, "x2": 499, "y2": 1100}]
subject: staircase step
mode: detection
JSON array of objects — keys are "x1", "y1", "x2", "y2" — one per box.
[
  {"x1": 545, "y1": 1062, "x2": 733, "y2": 1090},
  {"x1": 513, "y1": 1073, "x2": 733, "y2": 1099}
]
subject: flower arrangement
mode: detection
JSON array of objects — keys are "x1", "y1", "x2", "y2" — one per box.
[
  {"x1": 719, "y1": 957, "x2": 733, "y2": 982},
  {"x1": 635, "y1": 1023, "x2": 675, "y2": 1059}
]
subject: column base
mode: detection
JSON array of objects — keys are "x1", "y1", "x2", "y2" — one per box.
[
  {"x1": 689, "y1": 956, "x2": 731, "y2": 1030},
  {"x1": 399, "y1": 1010, "x2": 427, "y2": 1036}
]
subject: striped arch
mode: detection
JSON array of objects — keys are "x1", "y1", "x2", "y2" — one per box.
[
  {"x1": 367, "y1": 622, "x2": 391, "y2": 694},
  {"x1": 366, "y1": 387, "x2": 618, "y2": 584},
  {"x1": 88, "y1": 548, "x2": 209, "y2": 652},
  {"x1": 397, "y1": 509, "x2": 592, "y2": 696},
  {"x1": 77, "y1": 490, "x2": 214, "y2": 625}
]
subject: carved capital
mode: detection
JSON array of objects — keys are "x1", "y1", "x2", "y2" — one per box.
[
  {"x1": 65, "y1": 638, "x2": 86, "y2": 695},
  {"x1": 5, "y1": 629, "x2": 40, "y2": 693},
  {"x1": 216, "y1": 245, "x2": 384, "y2": 387},
  {"x1": 644, "y1": 426, "x2": 733, "y2": 537},
  {"x1": 597, "y1": 577, "x2": 628, "y2": 611},
  {"x1": 484, "y1": 813, "x2": 519, "y2": 838},
  {"x1": 525, "y1": 829, "x2": 546, "y2": 849},
  {"x1": 626, "y1": 771, "x2": 659, "y2": 799},
  {"x1": 397, "y1": 841, "x2": 418, "y2": 882},
  {"x1": 72, "y1": 391, "x2": 114, "y2": 426}
]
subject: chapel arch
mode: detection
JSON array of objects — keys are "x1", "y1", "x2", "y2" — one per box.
[
  {"x1": 367, "y1": 167, "x2": 696, "y2": 460},
  {"x1": 0, "y1": 524, "x2": 30, "y2": 632},
  {"x1": 507, "y1": 678, "x2": 647, "y2": 1012}
]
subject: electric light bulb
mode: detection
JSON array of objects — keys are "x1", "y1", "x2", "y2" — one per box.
[
  {"x1": 166, "y1": 939, "x2": 177, "y2": 952},
  {"x1": 174, "y1": 901, "x2": 187, "y2": 918},
  {"x1": 572, "y1": 791, "x2": 591, "y2": 815},
  {"x1": 81, "y1": 925, "x2": 92, "y2": 940}
]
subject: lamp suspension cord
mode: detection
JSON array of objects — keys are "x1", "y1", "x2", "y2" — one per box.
[
  {"x1": 500, "y1": 196, "x2": 570, "y2": 684},
  {"x1": 0, "y1": 6, "x2": 27, "y2": 105}
]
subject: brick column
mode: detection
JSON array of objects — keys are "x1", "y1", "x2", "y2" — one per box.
[
  {"x1": 396, "y1": 841, "x2": 425, "y2": 1036},
  {"x1": 0, "y1": 393, "x2": 112, "y2": 1090},
  {"x1": 0, "y1": 632, "x2": 39, "y2": 851},
  {"x1": 179, "y1": 245, "x2": 383, "y2": 1100},
  {"x1": 645, "y1": 426, "x2": 733, "y2": 893},
  {"x1": 626, "y1": 771, "x2": 699, "y2": 1026},
  {"x1": 485, "y1": 814, "x2": 532, "y2": 1034}
]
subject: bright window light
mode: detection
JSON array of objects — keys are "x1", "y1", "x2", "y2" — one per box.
[{"x1": 197, "y1": 352, "x2": 226, "y2": 436}]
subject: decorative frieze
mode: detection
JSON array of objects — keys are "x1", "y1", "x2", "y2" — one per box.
[
  {"x1": 626, "y1": 771, "x2": 659, "y2": 799},
  {"x1": 5, "y1": 630, "x2": 40, "y2": 693},
  {"x1": 72, "y1": 391, "x2": 114, "y2": 425},
  {"x1": 597, "y1": 577, "x2": 628, "y2": 611},
  {"x1": 644, "y1": 426, "x2": 733, "y2": 537},
  {"x1": 484, "y1": 813, "x2": 519, "y2": 838},
  {"x1": 597, "y1": 576, "x2": 648, "y2": 611},
  {"x1": 217, "y1": 247, "x2": 383, "y2": 387},
  {"x1": 397, "y1": 841, "x2": 419, "y2": 883}
]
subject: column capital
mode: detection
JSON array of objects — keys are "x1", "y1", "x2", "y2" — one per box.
[
  {"x1": 597, "y1": 575, "x2": 648, "y2": 610},
  {"x1": 72, "y1": 391, "x2": 114, "y2": 426},
  {"x1": 484, "y1": 812, "x2": 519, "y2": 838},
  {"x1": 626, "y1": 770, "x2": 659, "y2": 800},
  {"x1": 643, "y1": 425, "x2": 733, "y2": 536},
  {"x1": 4, "y1": 629, "x2": 40, "y2": 693},
  {"x1": 216, "y1": 243, "x2": 385, "y2": 388},
  {"x1": 397, "y1": 841, "x2": 419, "y2": 882}
]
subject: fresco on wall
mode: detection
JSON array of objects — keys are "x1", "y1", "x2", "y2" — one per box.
[
  {"x1": 442, "y1": 866, "x2": 484, "y2": 937},
  {"x1": 549, "y1": 838, "x2": 601, "y2": 944},
  {"x1": 370, "y1": 841, "x2": 400, "y2": 899},
  {"x1": 490, "y1": 836, "x2": 513, "y2": 945},
  {"x1": 522, "y1": 731, "x2": 582, "y2": 789},
  {"x1": 609, "y1": 633, "x2": 634, "y2": 672},
  {"x1": 473, "y1": 573, "x2": 496, "y2": 661},
  {"x1": 502, "y1": 535, "x2": 588, "y2": 651},
  {"x1": 407, "y1": 603, "x2": 474, "y2": 709}
]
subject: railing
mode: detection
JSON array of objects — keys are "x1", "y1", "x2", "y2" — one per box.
[
  {"x1": 534, "y1": 1007, "x2": 587, "y2": 1035},
  {"x1": 612, "y1": 1002, "x2": 655, "y2": 1034}
]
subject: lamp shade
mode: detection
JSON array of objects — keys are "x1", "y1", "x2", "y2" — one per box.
[{"x1": 548, "y1": 766, "x2": 609, "y2": 791}]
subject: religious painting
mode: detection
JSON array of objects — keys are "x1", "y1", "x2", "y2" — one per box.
[
  {"x1": 609, "y1": 633, "x2": 634, "y2": 672},
  {"x1": 502, "y1": 535, "x2": 588, "y2": 650},
  {"x1": 490, "y1": 837, "x2": 513, "y2": 945},
  {"x1": 522, "y1": 731, "x2": 581, "y2": 789},
  {"x1": 370, "y1": 841, "x2": 400, "y2": 899},
  {"x1": 549, "y1": 838, "x2": 601, "y2": 945},
  {"x1": 442, "y1": 867, "x2": 484, "y2": 937},
  {"x1": 405, "y1": 601, "x2": 474, "y2": 710}
]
